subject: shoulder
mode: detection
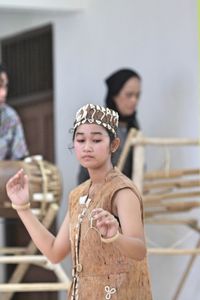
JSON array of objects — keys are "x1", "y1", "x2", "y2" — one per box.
[
  {"x1": 108, "y1": 167, "x2": 143, "y2": 206},
  {"x1": 3, "y1": 105, "x2": 21, "y2": 126},
  {"x1": 110, "y1": 168, "x2": 144, "y2": 219},
  {"x1": 109, "y1": 167, "x2": 139, "y2": 193},
  {"x1": 5, "y1": 105, "x2": 19, "y2": 118}
]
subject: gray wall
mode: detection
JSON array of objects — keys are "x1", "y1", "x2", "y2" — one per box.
[{"x1": 0, "y1": 1, "x2": 199, "y2": 299}]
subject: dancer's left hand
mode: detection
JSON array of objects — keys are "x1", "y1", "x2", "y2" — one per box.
[{"x1": 91, "y1": 208, "x2": 119, "y2": 238}]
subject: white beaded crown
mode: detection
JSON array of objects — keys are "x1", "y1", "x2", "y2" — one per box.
[{"x1": 73, "y1": 104, "x2": 119, "y2": 137}]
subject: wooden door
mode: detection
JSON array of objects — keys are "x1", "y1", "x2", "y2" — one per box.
[
  {"x1": 1, "y1": 24, "x2": 58, "y2": 300},
  {"x1": 17, "y1": 93, "x2": 54, "y2": 162}
]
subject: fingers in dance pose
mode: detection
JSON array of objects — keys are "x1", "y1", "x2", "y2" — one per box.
[
  {"x1": 6, "y1": 169, "x2": 29, "y2": 206},
  {"x1": 92, "y1": 208, "x2": 119, "y2": 238}
]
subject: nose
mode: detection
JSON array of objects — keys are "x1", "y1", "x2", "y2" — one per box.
[
  {"x1": 131, "y1": 94, "x2": 138, "y2": 103},
  {"x1": 83, "y1": 141, "x2": 92, "y2": 152},
  {"x1": 130, "y1": 95, "x2": 139, "y2": 109}
]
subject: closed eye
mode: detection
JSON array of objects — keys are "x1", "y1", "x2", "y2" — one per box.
[
  {"x1": 76, "y1": 139, "x2": 85, "y2": 143},
  {"x1": 93, "y1": 139, "x2": 101, "y2": 143},
  {"x1": 127, "y1": 92, "x2": 140, "y2": 99}
]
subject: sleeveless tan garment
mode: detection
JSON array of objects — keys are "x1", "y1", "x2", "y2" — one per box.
[{"x1": 69, "y1": 168, "x2": 152, "y2": 300}]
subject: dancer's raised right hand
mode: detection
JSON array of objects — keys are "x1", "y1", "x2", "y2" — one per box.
[{"x1": 6, "y1": 169, "x2": 29, "y2": 206}]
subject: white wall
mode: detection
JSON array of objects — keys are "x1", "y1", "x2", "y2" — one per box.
[{"x1": 0, "y1": 1, "x2": 199, "y2": 299}]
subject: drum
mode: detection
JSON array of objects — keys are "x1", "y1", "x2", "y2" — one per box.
[{"x1": 0, "y1": 155, "x2": 62, "y2": 218}]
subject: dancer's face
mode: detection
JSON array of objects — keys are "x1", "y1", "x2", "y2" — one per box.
[
  {"x1": 0, "y1": 72, "x2": 8, "y2": 107},
  {"x1": 74, "y1": 124, "x2": 116, "y2": 170},
  {"x1": 114, "y1": 77, "x2": 141, "y2": 117}
]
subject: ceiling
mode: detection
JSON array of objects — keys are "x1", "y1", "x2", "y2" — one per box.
[{"x1": 0, "y1": 0, "x2": 87, "y2": 13}]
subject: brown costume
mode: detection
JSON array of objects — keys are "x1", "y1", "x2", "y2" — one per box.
[{"x1": 69, "y1": 167, "x2": 152, "y2": 299}]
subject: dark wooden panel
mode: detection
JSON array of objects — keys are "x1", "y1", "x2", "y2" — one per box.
[
  {"x1": 1, "y1": 24, "x2": 53, "y2": 100},
  {"x1": 14, "y1": 93, "x2": 55, "y2": 162}
]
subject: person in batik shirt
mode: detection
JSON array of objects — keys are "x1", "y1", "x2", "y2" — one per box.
[{"x1": 0, "y1": 64, "x2": 29, "y2": 160}]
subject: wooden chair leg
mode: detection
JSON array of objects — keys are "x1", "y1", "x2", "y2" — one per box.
[
  {"x1": 172, "y1": 237, "x2": 200, "y2": 300},
  {"x1": 1, "y1": 204, "x2": 59, "y2": 300}
]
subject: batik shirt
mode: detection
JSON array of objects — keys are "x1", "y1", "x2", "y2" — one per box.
[{"x1": 0, "y1": 104, "x2": 29, "y2": 160}]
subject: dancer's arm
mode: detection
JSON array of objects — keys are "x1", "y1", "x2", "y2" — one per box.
[
  {"x1": 93, "y1": 188, "x2": 146, "y2": 260},
  {"x1": 112, "y1": 188, "x2": 146, "y2": 260},
  {"x1": 6, "y1": 169, "x2": 71, "y2": 263}
]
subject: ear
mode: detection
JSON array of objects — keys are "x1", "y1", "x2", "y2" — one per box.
[{"x1": 111, "y1": 138, "x2": 120, "y2": 153}]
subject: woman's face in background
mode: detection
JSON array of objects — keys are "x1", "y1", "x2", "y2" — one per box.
[
  {"x1": 0, "y1": 72, "x2": 8, "y2": 107},
  {"x1": 113, "y1": 77, "x2": 141, "y2": 117}
]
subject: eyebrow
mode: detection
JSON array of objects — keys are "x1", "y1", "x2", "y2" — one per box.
[{"x1": 75, "y1": 131, "x2": 103, "y2": 136}]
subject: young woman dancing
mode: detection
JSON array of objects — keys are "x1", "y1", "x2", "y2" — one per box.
[{"x1": 6, "y1": 103, "x2": 152, "y2": 299}]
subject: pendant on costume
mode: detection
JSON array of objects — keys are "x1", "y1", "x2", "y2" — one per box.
[{"x1": 105, "y1": 285, "x2": 117, "y2": 299}]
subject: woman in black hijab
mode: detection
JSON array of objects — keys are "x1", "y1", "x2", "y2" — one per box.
[
  {"x1": 78, "y1": 68, "x2": 142, "y2": 183},
  {"x1": 105, "y1": 68, "x2": 141, "y2": 130}
]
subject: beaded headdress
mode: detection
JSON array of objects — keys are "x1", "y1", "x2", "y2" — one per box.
[{"x1": 73, "y1": 104, "x2": 119, "y2": 137}]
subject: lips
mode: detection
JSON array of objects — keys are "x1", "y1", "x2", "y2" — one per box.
[{"x1": 82, "y1": 155, "x2": 94, "y2": 159}]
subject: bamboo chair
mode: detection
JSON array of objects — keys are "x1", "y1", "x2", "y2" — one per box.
[
  {"x1": 117, "y1": 129, "x2": 200, "y2": 300},
  {"x1": 0, "y1": 155, "x2": 71, "y2": 299}
]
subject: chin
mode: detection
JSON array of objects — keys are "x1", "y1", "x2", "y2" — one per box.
[
  {"x1": 127, "y1": 108, "x2": 136, "y2": 115},
  {"x1": 81, "y1": 162, "x2": 92, "y2": 168},
  {"x1": 81, "y1": 162, "x2": 99, "y2": 170},
  {"x1": 122, "y1": 109, "x2": 135, "y2": 117}
]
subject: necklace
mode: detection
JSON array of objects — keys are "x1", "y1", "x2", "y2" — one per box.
[{"x1": 79, "y1": 181, "x2": 105, "y2": 206}]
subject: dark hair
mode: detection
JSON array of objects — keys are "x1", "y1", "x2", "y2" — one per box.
[
  {"x1": 105, "y1": 68, "x2": 141, "y2": 130},
  {"x1": 106, "y1": 128, "x2": 117, "y2": 143},
  {"x1": 0, "y1": 63, "x2": 8, "y2": 76}
]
